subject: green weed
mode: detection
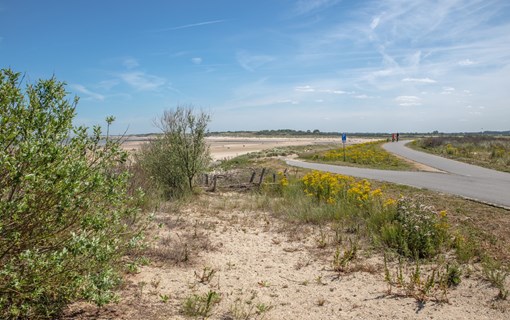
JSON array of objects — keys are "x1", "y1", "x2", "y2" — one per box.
[{"x1": 182, "y1": 290, "x2": 221, "y2": 318}]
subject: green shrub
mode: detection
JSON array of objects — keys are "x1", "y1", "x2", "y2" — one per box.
[
  {"x1": 182, "y1": 290, "x2": 221, "y2": 317},
  {"x1": 137, "y1": 106, "x2": 210, "y2": 199},
  {"x1": 381, "y1": 198, "x2": 449, "y2": 259},
  {"x1": 0, "y1": 69, "x2": 146, "y2": 319}
]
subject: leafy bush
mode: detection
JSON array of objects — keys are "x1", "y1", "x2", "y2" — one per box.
[
  {"x1": 0, "y1": 69, "x2": 145, "y2": 319},
  {"x1": 381, "y1": 198, "x2": 449, "y2": 259},
  {"x1": 137, "y1": 106, "x2": 210, "y2": 199}
]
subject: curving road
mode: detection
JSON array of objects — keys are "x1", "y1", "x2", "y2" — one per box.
[{"x1": 286, "y1": 140, "x2": 510, "y2": 209}]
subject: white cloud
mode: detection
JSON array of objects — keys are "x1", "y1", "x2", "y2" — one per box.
[
  {"x1": 319, "y1": 89, "x2": 351, "y2": 94},
  {"x1": 278, "y1": 99, "x2": 299, "y2": 105},
  {"x1": 458, "y1": 59, "x2": 475, "y2": 66},
  {"x1": 71, "y1": 84, "x2": 105, "y2": 101},
  {"x1": 295, "y1": 85, "x2": 315, "y2": 92},
  {"x1": 441, "y1": 86, "x2": 455, "y2": 94},
  {"x1": 191, "y1": 57, "x2": 203, "y2": 65},
  {"x1": 118, "y1": 71, "x2": 166, "y2": 91},
  {"x1": 395, "y1": 95, "x2": 421, "y2": 106},
  {"x1": 355, "y1": 94, "x2": 370, "y2": 99},
  {"x1": 370, "y1": 16, "x2": 381, "y2": 30},
  {"x1": 236, "y1": 51, "x2": 275, "y2": 72},
  {"x1": 402, "y1": 77, "x2": 436, "y2": 83},
  {"x1": 316, "y1": 99, "x2": 324, "y2": 103}
]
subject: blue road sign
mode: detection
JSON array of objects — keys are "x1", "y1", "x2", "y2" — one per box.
[{"x1": 342, "y1": 133, "x2": 347, "y2": 143}]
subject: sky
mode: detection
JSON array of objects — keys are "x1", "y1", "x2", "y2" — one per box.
[{"x1": 1, "y1": 0, "x2": 510, "y2": 134}]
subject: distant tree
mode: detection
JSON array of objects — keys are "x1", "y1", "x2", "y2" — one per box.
[
  {"x1": 313, "y1": 129, "x2": 321, "y2": 134},
  {"x1": 0, "y1": 68, "x2": 145, "y2": 318}
]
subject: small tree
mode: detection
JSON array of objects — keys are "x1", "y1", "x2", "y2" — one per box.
[
  {"x1": 0, "y1": 69, "x2": 145, "y2": 318},
  {"x1": 138, "y1": 106, "x2": 210, "y2": 198}
]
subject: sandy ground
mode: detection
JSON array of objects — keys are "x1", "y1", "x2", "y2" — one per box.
[
  {"x1": 205, "y1": 137, "x2": 370, "y2": 161},
  {"x1": 65, "y1": 192, "x2": 509, "y2": 319},
  {"x1": 121, "y1": 136, "x2": 373, "y2": 161}
]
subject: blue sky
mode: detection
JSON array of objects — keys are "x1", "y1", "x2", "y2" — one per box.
[{"x1": 1, "y1": 0, "x2": 509, "y2": 134}]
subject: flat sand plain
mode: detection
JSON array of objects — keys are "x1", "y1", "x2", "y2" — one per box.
[{"x1": 122, "y1": 136, "x2": 374, "y2": 160}]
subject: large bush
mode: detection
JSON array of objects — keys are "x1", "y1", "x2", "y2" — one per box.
[
  {"x1": 0, "y1": 69, "x2": 145, "y2": 319},
  {"x1": 138, "y1": 106, "x2": 210, "y2": 198}
]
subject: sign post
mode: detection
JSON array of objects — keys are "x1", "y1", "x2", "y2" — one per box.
[{"x1": 342, "y1": 133, "x2": 347, "y2": 162}]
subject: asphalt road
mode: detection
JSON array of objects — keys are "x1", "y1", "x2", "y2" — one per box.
[{"x1": 286, "y1": 140, "x2": 510, "y2": 209}]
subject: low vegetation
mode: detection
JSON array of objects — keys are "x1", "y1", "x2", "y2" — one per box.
[
  {"x1": 301, "y1": 140, "x2": 414, "y2": 170},
  {"x1": 411, "y1": 136, "x2": 510, "y2": 172},
  {"x1": 256, "y1": 164, "x2": 509, "y2": 303}
]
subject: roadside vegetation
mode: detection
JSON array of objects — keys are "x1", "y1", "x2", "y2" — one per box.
[
  {"x1": 300, "y1": 140, "x2": 415, "y2": 170},
  {"x1": 246, "y1": 158, "x2": 510, "y2": 303},
  {"x1": 410, "y1": 136, "x2": 510, "y2": 173}
]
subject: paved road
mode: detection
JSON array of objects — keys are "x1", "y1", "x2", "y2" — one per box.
[{"x1": 286, "y1": 140, "x2": 510, "y2": 209}]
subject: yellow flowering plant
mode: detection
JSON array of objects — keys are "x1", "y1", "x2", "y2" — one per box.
[{"x1": 301, "y1": 171, "x2": 353, "y2": 204}]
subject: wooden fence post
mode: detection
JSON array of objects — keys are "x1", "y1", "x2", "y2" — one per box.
[{"x1": 258, "y1": 168, "x2": 266, "y2": 187}]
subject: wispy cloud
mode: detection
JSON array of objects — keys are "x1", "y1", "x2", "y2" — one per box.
[
  {"x1": 370, "y1": 16, "x2": 381, "y2": 30},
  {"x1": 293, "y1": 0, "x2": 341, "y2": 15},
  {"x1": 294, "y1": 85, "x2": 352, "y2": 95},
  {"x1": 155, "y1": 19, "x2": 225, "y2": 32},
  {"x1": 295, "y1": 85, "x2": 315, "y2": 92},
  {"x1": 395, "y1": 95, "x2": 421, "y2": 106},
  {"x1": 278, "y1": 99, "x2": 299, "y2": 105},
  {"x1": 191, "y1": 57, "x2": 203, "y2": 65},
  {"x1": 236, "y1": 50, "x2": 275, "y2": 72},
  {"x1": 97, "y1": 79, "x2": 120, "y2": 90},
  {"x1": 402, "y1": 77, "x2": 437, "y2": 83},
  {"x1": 458, "y1": 59, "x2": 476, "y2": 66},
  {"x1": 355, "y1": 94, "x2": 373, "y2": 99},
  {"x1": 70, "y1": 84, "x2": 105, "y2": 101},
  {"x1": 441, "y1": 86, "x2": 455, "y2": 94},
  {"x1": 122, "y1": 57, "x2": 139, "y2": 69},
  {"x1": 118, "y1": 71, "x2": 166, "y2": 91}
]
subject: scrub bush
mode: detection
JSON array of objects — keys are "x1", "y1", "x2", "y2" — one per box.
[
  {"x1": 0, "y1": 69, "x2": 145, "y2": 319},
  {"x1": 137, "y1": 106, "x2": 210, "y2": 199}
]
